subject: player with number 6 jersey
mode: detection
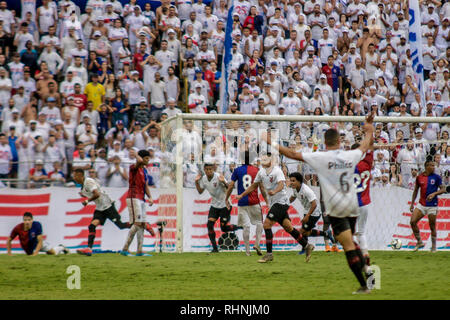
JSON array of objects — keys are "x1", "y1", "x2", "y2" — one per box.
[
  {"x1": 269, "y1": 112, "x2": 376, "y2": 294},
  {"x1": 351, "y1": 143, "x2": 374, "y2": 268}
]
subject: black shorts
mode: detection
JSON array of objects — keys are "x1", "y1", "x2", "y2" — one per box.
[
  {"x1": 302, "y1": 215, "x2": 320, "y2": 231},
  {"x1": 208, "y1": 207, "x2": 231, "y2": 223},
  {"x1": 267, "y1": 203, "x2": 290, "y2": 225},
  {"x1": 328, "y1": 216, "x2": 357, "y2": 237},
  {"x1": 322, "y1": 213, "x2": 331, "y2": 225},
  {"x1": 93, "y1": 204, "x2": 121, "y2": 226}
]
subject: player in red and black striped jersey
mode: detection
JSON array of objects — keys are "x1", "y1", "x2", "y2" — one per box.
[{"x1": 121, "y1": 150, "x2": 156, "y2": 256}]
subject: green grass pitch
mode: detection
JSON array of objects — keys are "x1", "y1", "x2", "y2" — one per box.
[{"x1": 0, "y1": 251, "x2": 449, "y2": 300}]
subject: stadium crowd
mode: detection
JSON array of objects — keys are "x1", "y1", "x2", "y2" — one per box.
[{"x1": 0, "y1": 0, "x2": 448, "y2": 190}]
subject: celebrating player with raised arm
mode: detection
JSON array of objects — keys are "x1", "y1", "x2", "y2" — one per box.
[
  {"x1": 266, "y1": 112, "x2": 375, "y2": 294},
  {"x1": 7, "y1": 212, "x2": 68, "y2": 256},
  {"x1": 196, "y1": 163, "x2": 243, "y2": 253},
  {"x1": 288, "y1": 172, "x2": 335, "y2": 247},
  {"x1": 225, "y1": 152, "x2": 267, "y2": 256},
  {"x1": 120, "y1": 150, "x2": 156, "y2": 257},
  {"x1": 410, "y1": 160, "x2": 446, "y2": 252},
  {"x1": 237, "y1": 155, "x2": 314, "y2": 263},
  {"x1": 74, "y1": 168, "x2": 135, "y2": 256}
]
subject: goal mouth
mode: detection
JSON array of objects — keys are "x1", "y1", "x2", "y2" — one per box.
[{"x1": 159, "y1": 114, "x2": 449, "y2": 252}]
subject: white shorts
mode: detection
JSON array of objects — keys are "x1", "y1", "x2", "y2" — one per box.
[
  {"x1": 416, "y1": 204, "x2": 438, "y2": 216},
  {"x1": 355, "y1": 203, "x2": 371, "y2": 235},
  {"x1": 127, "y1": 198, "x2": 147, "y2": 223},
  {"x1": 238, "y1": 205, "x2": 262, "y2": 227}
]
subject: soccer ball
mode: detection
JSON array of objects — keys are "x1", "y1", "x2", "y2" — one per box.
[
  {"x1": 218, "y1": 232, "x2": 239, "y2": 250},
  {"x1": 391, "y1": 238, "x2": 402, "y2": 250}
]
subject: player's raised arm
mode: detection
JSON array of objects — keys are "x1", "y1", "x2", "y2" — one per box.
[
  {"x1": 195, "y1": 174, "x2": 205, "y2": 194},
  {"x1": 358, "y1": 112, "x2": 375, "y2": 154},
  {"x1": 261, "y1": 131, "x2": 304, "y2": 162}
]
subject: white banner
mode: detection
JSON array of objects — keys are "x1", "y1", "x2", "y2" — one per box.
[{"x1": 0, "y1": 187, "x2": 449, "y2": 253}]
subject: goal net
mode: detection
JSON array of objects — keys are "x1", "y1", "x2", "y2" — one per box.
[{"x1": 158, "y1": 114, "x2": 450, "y2": 252}]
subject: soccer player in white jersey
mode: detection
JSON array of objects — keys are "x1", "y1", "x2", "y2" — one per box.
[
  {"x1": 238, "y1": 154, "x2": 314, "y2": 263},
  {"x1": 267, "y1": 112, "x2": 376, "y2": 294},
  {"x1": 288, "y1": 172, "x2": 335, "y2": 252},
  {"x1": 73, "y1": 168, "x2": 134, "y2": 256},
  {"x1": 195, "y1": 163, "x2": 242, "y2": 253}
]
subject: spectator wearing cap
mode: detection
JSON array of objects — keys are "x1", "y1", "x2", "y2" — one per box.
[
  {"x1": 125, "y1": 6, "x2": 150, "y2": 54},
  {"x1": 90, "y1": 30, "x2": 112, "y2": 62},
  {"x1": 133, "y1": 97, "x2": 152, "y2": 127},
  {"x1": 188, "y1": 82, "x2": 207, "y2": 114},
  {"x1": 435, "y1": 18, "x2": 449, "y2": 55},
  {"x1": 84, "y1": 74, "x2": 105, "y2": 112},
  {"x1": 79, "y1": 101, "x2": 100, "y2": 134},
  {"x1": 125, "y1": 70, "x2": 144, "y2": 111},
  {"x1": 105, "y1": 120, "x2": 129, "y2": 147},
  {"x1": 421, "y1": 4, "x2": 439, "y2": 26},
  {"x1": 28, "y1": 159, "x2": 48, "y2": 189},
  {"x1": 422, "y1": 36, "x2": 438, "y2": 81},
  {"x1": 432, "y1": 91, "x2": 448, "y2": 117},
  {"x1": 424, "y1": 70, "x2": 439, "y2": 101},
  {"x1": 40, "y1": 97, "x2": 61, "y2": 126},
  {"x1": 167, "y1": 28, "x2": 181, "y2": 65},
  {"x1": 316, "y1": 74, "x2": 333, "y2": 109}
]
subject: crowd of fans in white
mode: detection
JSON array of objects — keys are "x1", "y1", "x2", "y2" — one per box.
[{"x1": 0, "y1": 0, "x2": 448, "y2": 190}]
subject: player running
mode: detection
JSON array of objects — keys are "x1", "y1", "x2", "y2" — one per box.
[
  {"x1": 120, "y1": 150, "x2": 156, "y2": 257},
  {"x1": 7, "y1": 212, "x2": 68, "y2": 256},
  {"x1": 74, "y1": 167, "x2": 154, "y2": 256},
  {"x1": 410, "y1": 160, "x2": 446, "y2": 252},
  {"x1": 351, "y1": 141, "x2": 374, "y2": 266},
  {"x1": 237, "y1": 155, "x2": 314, "y2": 263},
  {"x1": 225, "y1": 153, "x2": 266, "y2": 256},
  {"x1": 267, "y1": 112, "x2": 375, "y2": 294},
  {"x1": 196, "y1": 163, "x2": 242, "y2": 253},
  {"x1": 288, "y1": 172, "x2": 335, "y2": 249}
]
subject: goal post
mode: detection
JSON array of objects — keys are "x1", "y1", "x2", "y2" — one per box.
[{"x1": 159, "y1": 114, "x2": 450, "y2": 253}]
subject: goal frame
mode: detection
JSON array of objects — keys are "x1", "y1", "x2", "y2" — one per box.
[{"x1": 161, "y1": 114, "x2": 449, "y2": 253}]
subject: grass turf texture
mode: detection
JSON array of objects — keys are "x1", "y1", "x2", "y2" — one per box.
[{"x1": 0, "y1": 251, "x2": 448, "y2": 300}]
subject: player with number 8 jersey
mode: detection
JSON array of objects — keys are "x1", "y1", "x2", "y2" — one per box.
[{"x1": 226, "y1": 153, "x2": 266, "y2": 256}]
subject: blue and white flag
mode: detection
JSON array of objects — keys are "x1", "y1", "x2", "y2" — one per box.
[
  {"x1": 219, "y1": 0, "x2": 235, "y2": 114},
  {"x1": 408, "y1": 0, "x2": 425, "y2": 103}
]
